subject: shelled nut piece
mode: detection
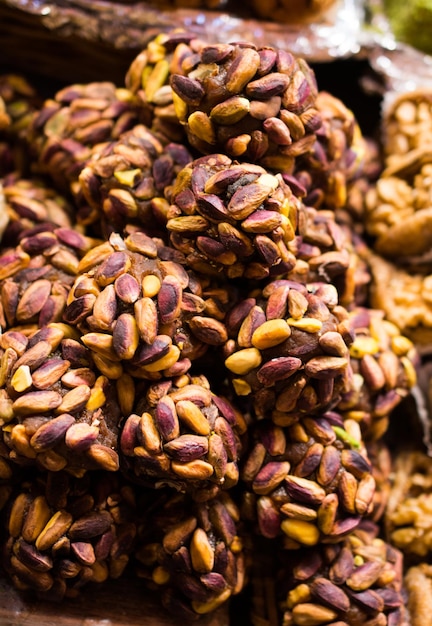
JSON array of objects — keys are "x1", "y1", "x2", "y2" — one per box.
[
  {"x1": 125, "y1": 31, "x2": 205, "y2": 144},
  {"x1": 294, "y1": 91, "x2": 366, "y2": 212},
  {"x1": 77, "y1": 124, "x2": 192, "y2": 234},
  {"x1": 165, "y1": 153, "x2": 302, "y2": 280},
  {"x1": 385, "y1": 451, "x2": 432, "y2": 559},
  {"x1": 223, "y1": 280, "x2": 353, "y2": 416},
  {"x1": 367, "y1": 250, "x2": 432, "y2": 347},
  {"x1": 276, "y1": 521, "x2": 406, "y2": 626},
  {"x1": 28, "y1": 82, "x2": 139, "y2": 192},
  {"x1": 0, "y1": 322, "x2": 122, "y2": 473},
  {"x1": 405, "y1": 563, "x2": 432, "y2": 626},
  {"x1": 169, "y1": 41, "x2": 320, "y2": 169},
  {"x1": 335, "y1": 307, "x2": 418, "y2": 441},
  {"x1": 63, "y1": 230, "x2": 237, "y2": 381},
  {"x1": 120, "y1": 374, "x2": 246, "y2": 492},
  {"x1": 2, "y1": 470, "x2": 137, "y2": 600},
  {"x1": 365, "y1": 152, "x2": 432, "y2": 263},
  {"x1": 135, "y1": 489, "x2": 246, "y2": 619},
  {"x1": 0, "y1": 227, "x2": 101, "y2": 332},
  {"x1": 239, "y1": 416, "x2": 375, "y2": 543},
  {"x1": 0, "y1": 95, "x2": 10, "y2": 131},
  {"x1": 2, "y1": 174, "x2": 75, "y2": 246}
]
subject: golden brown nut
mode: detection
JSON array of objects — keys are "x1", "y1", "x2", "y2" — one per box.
[
  {"x1": 367, "y1": 251, "x2": 432, "y2": 347},
  {"x1": 405, "y1": 564, "x2": 432, "y2": 626}
]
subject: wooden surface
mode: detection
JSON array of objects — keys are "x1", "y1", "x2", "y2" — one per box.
[{"x1": 0, "y1": 576, "x2": 230, "y2": 626}]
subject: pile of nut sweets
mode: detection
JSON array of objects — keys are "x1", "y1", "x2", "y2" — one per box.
[{"x1": 2, "y1": 31, "x2": 432, "y2": 626}]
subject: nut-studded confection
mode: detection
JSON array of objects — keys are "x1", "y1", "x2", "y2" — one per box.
[
  {"x1": 120, "y1": 374, "x2": 246, "y2": 492},
  {"x1": 385, "y1": 451, "x2": 432, "y2": 560},
  {"x1": 125, "y1": 31, "x2": 205, "y2": 143},
  {"x1": 135, "y1": 489, "x2": 246, "y2": 619},
  {"x1": 165, "y1": 154, "x2": 302, "y2": 280},
  {"x1": 239, "y1": 416, "x2": 375, "y2": 543},
  {"x1": 169, "y1": 42, "x2": 320, "y2": 169},
  {"x1": 28, "y1": 82, "x2": 139, "y2": 192},
  {"x1": 77, "y1": 124, "x2": 192, "y2": 234},
  {"x1": 63, "y1": 230, "x2": 237, "y2": 381},
  {"x1": 0, "y1": 322, "x2": 122, "y2": 473},
  {"x1": 2, "y1": 470, "x2": 137, "y2": 600},
  {"x1": 335, "y1": 307, "x2": 418, "y2": 441},
  {"x1": 276, "y1": 521, "x2": 406, "y2": 626},
  {"x1": 223, "y1": 281, "x2": 353, "y2": 417},
  {"x1": 294, "y1": 91, "x2": 366, "y2": 212},
  {"x1": 2, "y1": 174, "x2": 75, "y2": 246},
  {"x1": 367, "y1": 251, "x2": 432, "y2": 347},
  {"x1": 0, "y1": 227, "x2": 101, "y2": 332}
]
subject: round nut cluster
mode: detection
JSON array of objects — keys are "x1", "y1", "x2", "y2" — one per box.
[
  {"x1": 63, "y1": 230, "x2": 237, "y2": 382},
  {"x1": 295, "y1": 91, "x2": 366, "y2": 212},
  {"x1": 0, "y1": 322, "x2": 122, "y2": 474},
  {"x1": 169, "y1": 41, "x2": 320, "y2": 170},
  {"x1": 3, "y1": 470, "x2": 137, "y2": 599},
  {"x1": 166, "y1": 153, "x2": 302, "y2": 280},
  {"x1": 120, "y1": 374, "x2": 245, "y2": 492},
  {"x1": 223, "y1": 280, "x2": 353, "y2": 417},
  {"x1": 277, "y1": 522, "x2": 405, "y2": 626},
  {"x1": 77, "y1": 124, "x2": 192, "y2": 234},
  {"x1": 0, "y1": 227, "x2": 101, "y2": 331},
  {"x1": 135, "y1": 489, "x2": 246, "y2": 619},
  {"x1": 28, "y1": 81, "x2": 139, "y2": 191},
  {"x1": 240, "y1": 416, "x2": 375, "y2": 544}
]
